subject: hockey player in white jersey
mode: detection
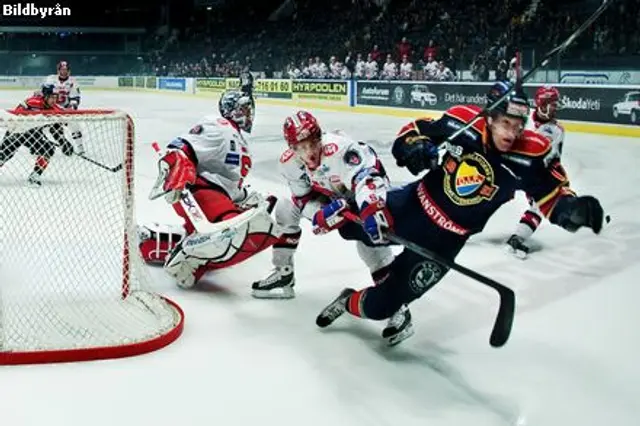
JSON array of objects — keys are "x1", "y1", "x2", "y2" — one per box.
[
  {"x1": 44, "y1": 61, "x2": 81, "y2": 110},
  {"x1": 506, "y1": 85, "x2": 566, "y2": 258},
  {"x1": 251, "y1": 110, "x2": 414, "y2": 346},
  {"x1": 43, "y1": 60, "x2": 85, "y2": 154},
  {"x1": 138, "y1": 90, "x2": 281, "y2": 289}
]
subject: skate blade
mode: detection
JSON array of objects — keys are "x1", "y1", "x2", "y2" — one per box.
[
  {"x1": 251, "y1": 287, "x2": 295, "y2": 299},
  {"x1": 505, "y1": 245, "x2": 528, "y2": 260},
  {"x1": 386, "y1": 324, "x2": 415, "y2": 347}
]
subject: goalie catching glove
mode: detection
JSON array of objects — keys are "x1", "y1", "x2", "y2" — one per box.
[{"x1": 149, "y1": 148, "x2": 196, "y2": 204}]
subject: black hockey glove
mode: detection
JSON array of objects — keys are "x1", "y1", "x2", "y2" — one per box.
[
  {"x1": 551, "y1": 195, "x2": 604, "y2": 234},
  {"x1": 61, "y1": 141, "x2": 74, "y2": 156},
  {"x1": 392, "y1": 133, "x2": 439, "y2": 176}
]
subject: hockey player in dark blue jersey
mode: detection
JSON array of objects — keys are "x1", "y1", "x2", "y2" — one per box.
[{"x1": 315, "y1": 81, "x2": 605, "y2": 345}]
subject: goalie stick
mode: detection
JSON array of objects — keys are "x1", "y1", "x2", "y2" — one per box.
[
  {"x1": 440, "y1": 0, "x2": 615, "y2": 158},
  {"x1": 343, "y1": 211, "x2": 514, "y2": 347}
]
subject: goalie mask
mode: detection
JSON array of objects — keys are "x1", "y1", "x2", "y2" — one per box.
[{"x1": 219, "y1": 90, "x2": 255, "y2": 133}]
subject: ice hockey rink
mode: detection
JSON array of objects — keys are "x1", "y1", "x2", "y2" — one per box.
[{"x1": 1, "y1": 89, "x2": 639, "y2": 426}]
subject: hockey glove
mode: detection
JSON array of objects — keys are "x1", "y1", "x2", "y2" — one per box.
[
  {"x1": 360, "y1": 200, "x2": 393, "y2": 244},
  {"x1": 392, "y1": 133, "x2": 439, "y2": 176},
  {"x1": 312, "y1": 199, "x2": 349, "y2": 235},
  {"x1": 157, "y1": 149, "x2": 196, "y2": 204},
  {"x1": 61, "y1": 140, "x2": 74, "y2": 156},
  {"x1": 551, "y1": 195, "x2": 604, "y2": 234}
]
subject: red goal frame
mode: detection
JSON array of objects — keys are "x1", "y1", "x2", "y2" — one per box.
[{"x1": 0, "y1": 109, "x2": 185, "y2": 365}]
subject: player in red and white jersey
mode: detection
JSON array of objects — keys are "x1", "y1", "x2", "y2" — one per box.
[
  {"x1": 139, "y1": 90, "x2": 281, "y2": 289},
  {"x1": 0, "y1": 83, "x2": 76, "y2": 186},
  {"x1": 43, "y1": 61, "x2": 85, "y2": 154},
  {"x1": 506, "y1": 85, "x2": 566, "y2": 258},
  {"x1": 252, "y1": 110, "x2": 413, "y2": 346},
  {"x1": 44, "y1": 61, "x2": 81, "y2": 110}
]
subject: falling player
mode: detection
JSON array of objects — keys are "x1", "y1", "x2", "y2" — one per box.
[
  {"x1": 138, "y1": 90, "x2": 281, "y2": 289},
  {"x1": 251, "y1": 110, "x2": 414, "y2": 346},
  {"x1": 315, "y1": 82, "x2": 604, "y2": 342},
  {"x1": 506, "y1": 85, "x2": 565, "y2": 258},
  {"x1": 44, "y1": 60, "x2": 84, "y2": 154},
  {"x1": 0, "y1": 83, "x2": 76, "y2": 186}
]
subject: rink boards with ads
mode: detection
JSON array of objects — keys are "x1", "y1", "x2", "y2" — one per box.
[{"x1": 0, "y1": 75, "x2": 638, "y2": 137}]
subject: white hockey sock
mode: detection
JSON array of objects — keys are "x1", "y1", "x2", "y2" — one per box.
[{"x1": 514, "y1": 222, "x2": 535, "y2": 240}]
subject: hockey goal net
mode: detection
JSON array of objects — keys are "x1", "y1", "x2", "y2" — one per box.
[{"x1": 0, "y1": 108, "x2": 184, "y2": 364}]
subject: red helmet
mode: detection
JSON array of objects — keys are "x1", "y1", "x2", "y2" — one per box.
[
  {"x1": 283, "y1": 110, "x2": 321, "y2": 147},
  {"x1": 535, "y1": 85, "x2": 559, "y2": 106},
  {"x1": 534, "y1": 85, "x2": 559, "y2": 120}
]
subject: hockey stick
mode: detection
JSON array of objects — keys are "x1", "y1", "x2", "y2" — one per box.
[
  {"x1": 441, "y1": 0, "x2": 614, "y2": 156},
  {"x1": 343, "y1": 211, "x2": 515, "y2": 348},
  {"x1": 44, "y1": 127, "x2": 123, "y2": 172},
  {"x1": 75, "y1": 152, "x2": 123, "y2": 172}
]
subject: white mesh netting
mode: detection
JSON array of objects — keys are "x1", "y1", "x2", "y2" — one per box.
[{"x1": 0, "y1": 109, "x2": 183, "y2": 364}]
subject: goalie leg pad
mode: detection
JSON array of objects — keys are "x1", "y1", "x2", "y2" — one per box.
[
  {"x1": 137, "y1": 223, "x2": 186, "y2": 265},
  {"x1": 173, "y1": 187, "x2": 242, "y2": 235},
  {"x1": 164, "y1": 204, "x2": 282, "y2": 288}
]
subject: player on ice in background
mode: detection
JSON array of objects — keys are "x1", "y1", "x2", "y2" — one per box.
[
  {"x1": 315, "y1": 82, "x2": 605, "y2": 342},
  {"x1": 506, "y1": 85, "x2": 565, "y2": 258},
  {"x1": 44, "y1": 60, "x2": 85, "y2": 154},
  {"x1": 239, "y1": 66, "x2": 254, "y2": 101},
  {"x1": 0, "y1": 83, "x2": 76, "y2": 186},
  {"x1": 45, "y1": 61, "x2": 81, "y2": 110},
  {"x1": 138, "y1": 90, "x2": 281, "y2": 289},
  {"x1": 251, "y1": 110, "x2": 414, "y2": 346}
]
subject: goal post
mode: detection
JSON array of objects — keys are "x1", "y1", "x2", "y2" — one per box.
[{"x1": 0, "y1": 108, "x2": 184, "y2": 365}]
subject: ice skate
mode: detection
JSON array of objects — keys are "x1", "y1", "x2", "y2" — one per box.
[
  {"x1": 251, "y1": 265, "x2": 295, "y2": 299},
  {"x1": 506, "y1": 234, "x2": 529, "y2": 259},
  {"x1": 316, "y1": 288, "x2": 355, "y2": 328},
  {"x1": 382, "y1": 304, "x2": 415, "y2": 346}
]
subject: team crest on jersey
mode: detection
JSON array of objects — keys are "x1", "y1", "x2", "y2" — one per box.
[
  {"x1": 323, "y1": 143, "x2": 339, "y2": 156},
  {"x1": 443, "y1": 152, "x2": 498, "y2": 206}
]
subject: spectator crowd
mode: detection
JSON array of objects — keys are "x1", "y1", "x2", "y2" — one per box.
[{"x1": 0, "y1": 0, "x2": 637, "y2": 80}]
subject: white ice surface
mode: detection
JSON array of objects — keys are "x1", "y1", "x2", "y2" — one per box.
[{"x1": 1, "y1": 91, "x2": 639, "y2": 426}]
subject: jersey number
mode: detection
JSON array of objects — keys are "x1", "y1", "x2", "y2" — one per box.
[
  {"x1": 57, "y1": 91, "x2": 68, "y2": 105},
  {"x1": 238, "y1": 155, "x2": 252, "y2": 188}
]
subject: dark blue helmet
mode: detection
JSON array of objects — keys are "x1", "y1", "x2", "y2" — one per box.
[
  {"x1": 219, "y1": 90, "x2": 254, "y2": 133},
  {"x1": 487, "y1": 80, "x2": 529, "y2": 121},
  {"x1": 41, "y1": 83, "x2": 56, "y2": 97}
]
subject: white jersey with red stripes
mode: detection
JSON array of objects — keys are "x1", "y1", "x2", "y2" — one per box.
[
  {"x1": 173, "y1": 115, "x2": 251, "y2": 203},
  {"x1": 526, "y1": 110, "x2": 565, "y2": 165},
  {"x1": 278, "y1": 130, "x2": 387, "y2": 218},
  {"x1": 43, "y1": 74, "x2": 81, "y2": 109}
]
